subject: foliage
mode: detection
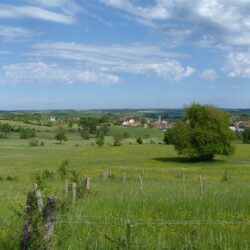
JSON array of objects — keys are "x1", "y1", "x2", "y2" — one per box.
[
  {"x1": 6, "y1": 175, "x2": 18, "y2": 181},
  {"x1": 79, "y1": 117, "x2": 99, "y2": 134},
  {"x1": 136, "y1": 137, "x2": 143, "y2": 144},
  {"x1": 169, "y1": 104, "x2": 235, "y2": 161},
  {"x1": 123, "y1": 132, "x2": 130, "y2": 138},
  {"x1": 0, "y1": 123, "x2": 12, "y2": 138},
  {"x1": 58, "y1": 160, "x2": 69, "y2": 179},
  {"x1": 96, "y1": 133, "x2": 105, "y2": 147},
  {"x1": 97, "y1": 124, "x2": 110, "y2": 136},
  {"x1": 80, "y1": 128, "x2": 90, "y2": 140},
  {"x1": 29, "y1": 139, "x2": 39, "y2": 146},
  {"x1": 163, "y1": 129, "x2": 174, "y2": 144},
  {"x1": 55, "y1": 125, "x2": 67, "y2": 143},
  {"x1": 20, "y1": 128, "x2": 36, "y2": 139},
  {"x1": 113, "y1": 134, "x2": 123, "y2": 146},
  {"x1": 242, "y1": 128, "x2": 250, "y2": 144}
]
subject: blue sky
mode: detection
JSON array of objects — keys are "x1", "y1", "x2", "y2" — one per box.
[{"x1": 0, "y1": 0, "x2": 250, "y2": 110}]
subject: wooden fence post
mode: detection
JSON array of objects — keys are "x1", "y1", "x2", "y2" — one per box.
[
  {"x1": 22, "y1": 192, "x2": 35, "y2": 250},
  {"x1": 72, "y1": 182, "x2": 77, "y2": 204},
  {"x1": 34, "y1": 183, "x2": 43, "y2": 213},
  {"x1": 43, "y1": 196, "x2": 57, "y2": 250},
  {"x1": 122, "y1": 172, "x2": 127, "y2": 182},
  {"x1": 85, "y1": 177, "x2": 90, "y2": 192},
  {"x1": 138, "y1": 174, "x2": 143, "y2": 193},
  {"x1": 64, "y1": 179, "x2": 68, "y2": 198},
  {"x1": 199, "y1": 175, "x2": 203, "y2": 195}
]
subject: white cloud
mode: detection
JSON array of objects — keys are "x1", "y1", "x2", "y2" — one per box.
[
  {"x1": 224, "y1": 52, "x2": 250, "y2": 78},
  {"x1": 0, "y1": 25, "x2": 34, "y2": 42},
  {"x1": 101, "y1": 0, "x2": 250, "y2": 46},
  {"x1": 25, "y1": 0, "x2": 81, "y2": 15},
  {"x1": 25, "y1": 42, "x2": 194, "y2": 82},
  {"x1": 201, "y1": 69, "x2": 218, "y2": 81},
  {"x1": 101, "y1": 0, "x2": 170, "y2": 20},
  {"x1": 0, "y1": 62, "x2": 120, "y2": 86},
  {"x1": 0, "y1": 4, "x2": 75, "y2": 24}
]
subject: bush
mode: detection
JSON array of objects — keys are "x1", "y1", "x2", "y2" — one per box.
[
  {"x1": 29, "y1": 139, "x2": 39, "y2": 146},
  {"x1": 6, "y1": 175, "x2": 18, "y2": 181},
  {"x1": 41, "y1": 169, "x2": 54, "y2": 180},
  {"x1": 150, "y1": 139, "x2": 156, "y2": 144},
  {"x1": 40, "y1": 141, "x2": 44, "y2": 146},
  {"x1": 123, "y1": 132, "x2": 130, "y2": 138},
  {"x1": 20, "y1": 128, "x2": 36, "y2": 139},
  {"x1": 59, "y1": 160, "x2": 69, "y2": 179},
  {"x1": 113, "y1": 134, "x2": 123, "y2": 146},
  {"x1": 136, "y1": 137, "x2": 143, "y2": 144}
]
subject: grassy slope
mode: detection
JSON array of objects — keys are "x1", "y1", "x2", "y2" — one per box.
[{"x1": 0, "y1": 131, "x2": 249, "y2": 248}]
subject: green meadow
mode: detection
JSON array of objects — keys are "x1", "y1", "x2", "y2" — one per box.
[{"x1": 0, "y1": 126, "x2": 249, "y2": 249}]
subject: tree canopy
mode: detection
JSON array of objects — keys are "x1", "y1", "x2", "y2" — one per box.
[
  {"x1": 242, "y1": 128, "x2": 250, "y2": 144},
  {"x1": 168, "y1": 104, "x2": 235, "y2": 161}
]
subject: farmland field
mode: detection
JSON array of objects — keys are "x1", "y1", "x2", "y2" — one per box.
[{"x1": 0, "y1": 130, "x2": 249, "y2": 249}]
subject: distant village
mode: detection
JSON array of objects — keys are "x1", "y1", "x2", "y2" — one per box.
[
  {"x1": 47, "y1": 114, "x2": 250, "y2": 132},
  {"x1": 121, "y1": 116, "x2": 169, "y2": 130}
]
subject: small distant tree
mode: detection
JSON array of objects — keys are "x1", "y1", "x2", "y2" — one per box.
[
  {"x1": 136, "y1": 137, "x2": 143, "y2": 144},
  {"x1": 123, "y1": 132, "x2": 130, "y2": 139},
  {"x1": 96, "y1": 133, "x2": 104, "y2": 147},
  {"x1": 0, "y1": 123, "x2": 12, "y2": 138},
  {"x1": 98, "y1": 124, "x2": 110, "y2": 136},
  {"x1": 81, "y1": 128, "x2": 90, "y2": 140},
  {"x1": 243, "y1": 128, "x2": 250, "y2": 144},
  {"x1": 113, "y1": 134, "x2": 123, "y2": 146},
  {"x1": 55, "y1": 126, "x2": 67, "y2": 144},
  {"x1": 20, "y1": 128, "x2": 36, "y2": 139}
]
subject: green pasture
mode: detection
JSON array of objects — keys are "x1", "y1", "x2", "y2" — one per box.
[{"x1": 0, "y1": 132, "x2": 249, "y2": 248}]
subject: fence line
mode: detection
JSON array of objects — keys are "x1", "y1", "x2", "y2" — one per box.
[{"x1": 54, "y1": 217, "x2": 250, "y2": 226}]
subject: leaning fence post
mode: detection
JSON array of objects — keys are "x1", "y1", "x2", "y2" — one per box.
[
  {"x1": 199, "y1": 175, "x2": 203, "y2": 195},
  {"x1": 22, "y1": 192, "x2": 35, "y2": 250},
  {"x1": 34, "y1": 183, "x2": 43, "y2": 213},
  {"x1": 72, "y1": 182, "x2": 77, "y2": 204},
  {"x1": 43, "y1": 196, "x2": 57, "y2": 249},
  {"x1": 64, "y1": 179, "x2": 68, "y2": 198},
  {"x1": 138, "y1": 174, "x2": 143, "y2": 193}
]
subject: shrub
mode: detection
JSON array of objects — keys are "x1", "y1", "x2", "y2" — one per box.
[
  {"x1": 41, "y1": 169, "x2": 54, "y2": 180},
  {"x1": 150, "y1": 139, "x2": 156, "y2": 144},
  {"x1": 59, "y1": 160, "x2": 69, "y2": 179},
  {"x1": 123, "y1": 132, "x2": 130, "y2": 138},
  {"x1": 20, "y1": 128, "x2": 36, "y2": 139},
  {"x1": 136, "y1": 137, "x2": 143, "y2": 144},
  {"x1": 113, "y1": 134, "x2": 123, "y2": 146},
  {"x1": 40, "y1": 141, "x2": 44, "y2": 146},
  {"x1": 6, "y1": 175, "x2": 18, "y2": 181},
  {"x1": 29, "y1": 139, "x2": 39, "y2": 146}
]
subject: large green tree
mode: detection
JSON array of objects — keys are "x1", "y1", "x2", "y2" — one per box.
[{"x1": 169, "y1": 104, "x2": 235, "y2": 161}]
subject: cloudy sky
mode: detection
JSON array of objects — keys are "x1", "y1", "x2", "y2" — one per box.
[{"x1": 0, "y1": 0, "x2": 250, "y2": 109}]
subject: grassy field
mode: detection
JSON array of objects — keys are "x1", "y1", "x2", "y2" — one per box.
[{"x1": 0, "y1": 130, "x2": 249, "y2": 249}]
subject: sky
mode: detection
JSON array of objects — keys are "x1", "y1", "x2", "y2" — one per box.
[{"x1": 0, "y1": 0, "x2": 250, "y2": 110}]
